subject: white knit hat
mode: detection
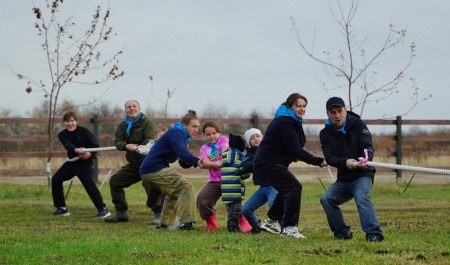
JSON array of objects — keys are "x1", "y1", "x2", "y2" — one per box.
[{"x1": 244, "y1": 128, "x2": 262, "y2": 147}]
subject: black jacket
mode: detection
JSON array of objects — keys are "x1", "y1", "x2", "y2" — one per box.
[
  {"x1": 253, "y1": 116, "x2": 321, "y2": 167},
  {"x1": 242, "y1": 146, "x2": 269, "y2": 186},
  {"x1": 319, "y1": 111, "x2": 376, "y2": 182},
  {"x1": 58, "y1": 126, "x2": 99, "y2": 161}
]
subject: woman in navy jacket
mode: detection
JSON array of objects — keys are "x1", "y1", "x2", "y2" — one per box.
[{"x1": 253, "y1": 93, "x2": 325, "y2": 239}]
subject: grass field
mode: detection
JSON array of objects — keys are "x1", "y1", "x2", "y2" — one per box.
[{"x1": 0, "y1": 180, "x2": 449, "y2": 265}]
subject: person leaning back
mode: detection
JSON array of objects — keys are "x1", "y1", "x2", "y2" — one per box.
[{"x1": 319, "y1": 97, "x2": 384, "y2": 242}]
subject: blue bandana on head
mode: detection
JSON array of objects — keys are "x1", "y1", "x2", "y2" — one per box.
[
  {"x1": 205, "y1": 135, "x2": 221, "y2": 160},
  {"x1": 326, "y1": 114, "x2": 347, "y2": 134},
  {"x1": 125, "y1": 112, "x2": 142, "y2": 136},
  {"x1": 173, "y1": 122, "x2": 190, "y2": 144},
  {"x1": 275, "y1": 104, "x2": 303, "y2": 123}
]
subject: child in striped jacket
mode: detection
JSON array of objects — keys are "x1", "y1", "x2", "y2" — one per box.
[{"x1": 220, "y1": 134, "x2": 251, "y2": 232}]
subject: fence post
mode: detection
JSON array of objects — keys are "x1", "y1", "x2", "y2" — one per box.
[
  {"x1": 91, "y1": 114, "x2": 99, "y2": 183},
  {"x1": 251, "y1": 115, "x2": 259, "y2": 128},
  {"x1": 396, "y1": 115, "x2": 402, "y2": 183}
]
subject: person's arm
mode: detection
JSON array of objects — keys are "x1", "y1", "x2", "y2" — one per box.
[
  {"x1": 201, "y1": 158, "x2": 221, "y2": 169},
  {"x1": 241, "y1": 154, "x2": 254, "y2": 174},
  {"x1": 199, "y1": 144, "x2": 221, "y2": 169},
  {"x1": 282, "y1": 121, "x2": 323, "y2": 166},
  {"x1": 170, "y1": 130, "x2": 200, "y2": 167},
  {"x1": 114, "y1": 122, "x2": 128, "y2": 151},
  {"x1": 320, "y1": 130, "x2": 348, "y2": 169},
  {"x1": 138, "y1": 117, "x2": 155, "y2": 146},
  {"x1": 58, "y1": 130, "x2": 76, "y2": 152},
  {"x1": 357, "y1": 119, "x2": 374, "y2": 161},
  {"x1": 78, "y1": 127, "x2": 99, "y2": 159}
]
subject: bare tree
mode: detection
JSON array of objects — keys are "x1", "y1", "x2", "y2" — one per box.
[
  {"x1": 14, "y1": 0, "x2": 124, "y2": 186},
  {"x1": 290, "y1": 0, "x2": 431, "y2": 118},
  {"x1": 148, "y1": 75, "x2": 177, "y2": 121}
]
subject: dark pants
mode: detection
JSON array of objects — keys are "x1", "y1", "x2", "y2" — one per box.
[
  {"x1": 196, "y1": 181, "x2": 221, "y2": 220},
  {"x1": 146, "y1": 183, "x2": 166, "y2": 214},
  {"x1": 52, "y1": 160, "x2": 105, "y2": 209},
  {"x1": 254, "y1": 164, "x2": 302, "y2": 228},
  {"x1": 226, "y1": 202, "x2": 242, "y2": 231},
  {"x1": 109, "y1": 163, "x2": 162, "y2": 213}
]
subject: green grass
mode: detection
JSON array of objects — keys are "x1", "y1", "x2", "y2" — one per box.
[{"x1": 0, "y1": 180, "x2": 449, "y2": 265}]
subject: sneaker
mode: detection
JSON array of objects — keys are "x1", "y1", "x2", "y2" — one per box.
[
  {"x1": 53, "y1": 207, "x2": 70, "y2": 216},
  {"x1": 157, "y1": 224, "x2": 168, "y2": 230},
  {"x1": 179, "y1": 222, "x2": 195, "y2": 231},
  {"x1": 104, "y1": 211, "x2": 129, "y2": 223},
  {"x1": 335, "y1": 232, "x2": 353, "y2": 240},
  {"x1": 151, "y1": 212, "x2": 161, "y2": 226},
  {"x1": 96, "y1": 207, "x2": 112, "y2": 218},
  {"x1": 260, "y1": 218, "x2": 281, "y2": 234},
  {"x1": 168, "y1": 218, "x2": 180, "y2": 230},
  {"x1": 281, "y1": 226, "x2": 307, "y2": 239},
  {"x1": 366, "y1": 233, "x2": 384, "y2": 242},
  {"x1": 251, "y1": 226, "x2": 262, "y2": 234}
]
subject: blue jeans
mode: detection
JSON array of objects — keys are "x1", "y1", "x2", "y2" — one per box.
[
  {"x1": 320, "y1": 177, "x2": 382, "y2": 237},
  {"x1": 242, "y1": 185, "x2": 278, "y2": 229}
]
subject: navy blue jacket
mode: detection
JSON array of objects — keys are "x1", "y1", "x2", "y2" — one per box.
[
  {"x1": 139, "y1": 126, "x2": 199, "y2": 175},
  {"x1": 253, "y1": 116, "x2": 318, "y2": 167},
  {"x1": 319, "y1": 111, "x2": 376, "y2": 182}
]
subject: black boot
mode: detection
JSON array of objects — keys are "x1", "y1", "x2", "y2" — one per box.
[{"x1": 104, "y1": 211, "x2": 129, "y2": 223}]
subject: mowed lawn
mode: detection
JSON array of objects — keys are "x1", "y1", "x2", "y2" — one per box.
[{"x1": 0, "y1": 178, "x2": 449, "y2": 265}]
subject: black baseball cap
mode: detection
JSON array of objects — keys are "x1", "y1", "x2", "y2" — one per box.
[{"x1": 326, "y1": 97, "x2": 345, "y2": 111}]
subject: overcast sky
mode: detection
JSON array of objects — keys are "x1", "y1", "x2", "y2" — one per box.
[{"x1": 1, "y1": 0, "x2": 449, "y2": 120}]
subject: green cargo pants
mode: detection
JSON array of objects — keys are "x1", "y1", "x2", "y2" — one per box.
[{"x1": 141, "y1": 167, "x2": 197, "y2": 225}]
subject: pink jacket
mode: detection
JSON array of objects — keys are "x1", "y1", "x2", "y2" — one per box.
[{"x1": 200, "y1": 135, "x2": 229, "y2": 182}]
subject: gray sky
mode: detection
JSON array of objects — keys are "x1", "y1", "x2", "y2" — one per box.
[{"x1": 1, "y1": 0, "x2": 449, "y2": 120}]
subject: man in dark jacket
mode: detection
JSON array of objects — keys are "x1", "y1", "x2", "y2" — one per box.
[{"x1": 319, "y1": 97, "x2": 384, "y2": 242}]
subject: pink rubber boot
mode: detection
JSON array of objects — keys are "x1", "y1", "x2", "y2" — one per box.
[
  {"x1": 205, "y1": 211, "x2": 219, "y2": 231},
  {"x1": 240, "y1": 215, "x2": 252, "y2": 233}
]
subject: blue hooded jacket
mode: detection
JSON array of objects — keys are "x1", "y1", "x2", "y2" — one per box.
[{"x1": 139, "y1": 123, "x2": 199, "y2": 175}]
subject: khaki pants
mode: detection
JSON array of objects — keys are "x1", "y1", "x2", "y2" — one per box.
[{"x1": 141, "y1": 168, "x2": 197, "y2": 225}]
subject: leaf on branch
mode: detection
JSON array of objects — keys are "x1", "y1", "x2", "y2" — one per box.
[
  {"x1": 32, "y1": 7, "x2": 41, "y2": 19},
  {"x1": 25, "y1": 87, "x2": 32, "y2": 93}
]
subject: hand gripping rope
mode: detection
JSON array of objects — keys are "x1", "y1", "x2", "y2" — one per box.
[{"x1": 354, "y1": 149, "x2": 450, "y2": 175}]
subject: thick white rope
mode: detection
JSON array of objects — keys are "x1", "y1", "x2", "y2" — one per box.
[
  {"x1": 65, "y1": 146, "x2": 117, "y2": 162},
  {"x1": 351, "y1": 148, "x2": 450, "y2": 175},
  {"x1": 364, "y1": 161, "x2": 450, "y2": 175},
  {"x1": 80, "y1": 146, "x2": 118, "y2": 152},
  {"x1": 65, "y1": 141, "x2": 155, "y2": 162}
]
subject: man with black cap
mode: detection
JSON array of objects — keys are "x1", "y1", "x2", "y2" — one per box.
[{"x1": 319, "y1": 97, "x2": 384, "y2": 242}]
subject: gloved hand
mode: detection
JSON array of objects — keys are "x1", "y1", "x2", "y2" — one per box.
[
  {"x1": 310, "y1": 156, "x2": 325, "y2": 167},
  {"x1": 178, "y1": 159, "x2": 193, "y2": 169}
]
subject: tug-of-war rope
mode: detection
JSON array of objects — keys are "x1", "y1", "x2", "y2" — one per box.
[
  {"x1": 355, "y1": 161, "x2": 450, "y2": 175},
  {"x1": 64, "y1": 146, "x2": 449, "y2": 197},
  {"x1": 68, "y1": 146, "x2": 450, "y2": 176},
  {"x1": 66, "y1": 141, "x2": 155, "y2": 162},
  {"x1": 353, "y1": 149, "x2": 450, "y2": 175}
]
